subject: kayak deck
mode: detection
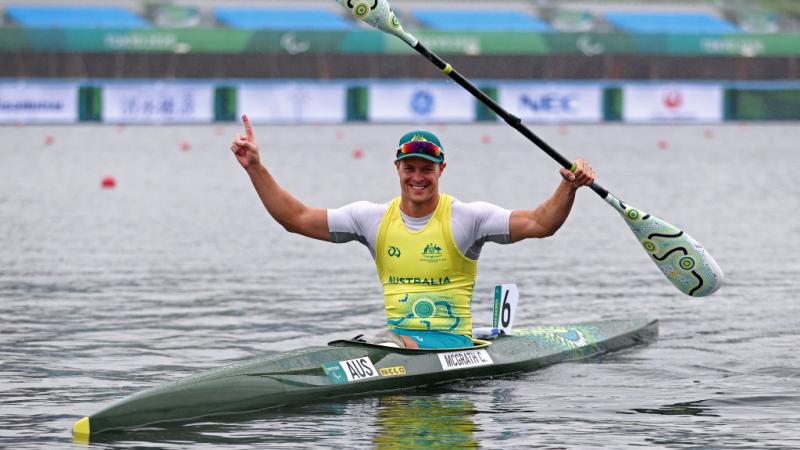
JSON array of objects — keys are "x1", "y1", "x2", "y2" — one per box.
[{"x1": 74, "y1": 318, "x2": 658, "y2": 438}]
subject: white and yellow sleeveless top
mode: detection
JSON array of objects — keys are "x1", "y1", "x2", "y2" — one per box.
[{"x1": 375, "y1": 194, "x2": 478, "y2": 337}]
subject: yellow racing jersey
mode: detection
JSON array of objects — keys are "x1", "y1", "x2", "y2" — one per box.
[{"x1": 375, "y1": 194, "x2": 478, "y2": 337}]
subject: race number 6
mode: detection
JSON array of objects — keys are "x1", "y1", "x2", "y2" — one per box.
[{"x1": 492, "y1": 283, "x2": 519, "y2": 335}]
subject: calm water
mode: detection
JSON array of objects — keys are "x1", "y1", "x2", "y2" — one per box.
[{"x1": 1, "y1": 123, "x2": 799, "y2": 448}]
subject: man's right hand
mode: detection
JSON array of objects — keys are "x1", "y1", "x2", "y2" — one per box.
[{"x1": 231, "y1": 114, "x2": 260, "y2": 170}]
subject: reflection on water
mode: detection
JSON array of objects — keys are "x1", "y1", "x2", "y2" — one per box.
[
  {"x1": 78, "y1": 393, "x2": 479, "y2": 449},
  {"x1": 373, "y1": 395, "x2": 477, "y2": 449},
  {"x1": 630, "y1": 399, "x2": 719, "y2": 417}
]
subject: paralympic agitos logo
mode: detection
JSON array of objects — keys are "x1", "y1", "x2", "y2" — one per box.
[{"x1": 388, "y1": 246, "x2": 401, "y2": 257}]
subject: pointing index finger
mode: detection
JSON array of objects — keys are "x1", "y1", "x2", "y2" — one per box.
[{"x1": 242, "y1": 114, "x2": 254, "y2": 140}]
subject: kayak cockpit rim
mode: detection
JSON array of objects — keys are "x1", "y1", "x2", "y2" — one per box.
[{"x1": 326, "y1": 338, "x2": 492, "y2": 353}]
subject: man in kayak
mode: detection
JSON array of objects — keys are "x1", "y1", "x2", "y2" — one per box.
[{"x1": 231, "y1": 115, "x2": 595, "y2": 349}]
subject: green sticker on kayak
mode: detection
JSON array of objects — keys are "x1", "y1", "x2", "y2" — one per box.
[{"x1": 322, "y1": 361, "x2": 348, "y2": 385}]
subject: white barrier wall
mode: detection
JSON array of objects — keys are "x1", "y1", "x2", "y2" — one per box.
[
  {"x1": 238, "y1": 83, "x2": 347, "y2": 124},
  {"x1": 498, "y1": 84, "x2": 603, "y2": 123},
  {"x1": 0, "y1": 80, "x2": 737, "y2": 125},
  {"x1": 368, "y1": 83, "x2": 475, "y2": 123},
  {"x1": 102, "y1": 83, "x2": 215, "y2": 124},
  {"x1": 0, "y1": 82, "x2": 78, "y2": 124},
  {"x1": 623, "y1": 84, "x2": 723, "y2": 123}
]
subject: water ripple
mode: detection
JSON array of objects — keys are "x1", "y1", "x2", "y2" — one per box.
[{"x1": 1, "y1": 124, "x2": 799, "y2": 448}]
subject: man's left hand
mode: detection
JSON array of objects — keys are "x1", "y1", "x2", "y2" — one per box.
[{"x1": 559, "y1": 159, "x2": 595, "y2": 190}]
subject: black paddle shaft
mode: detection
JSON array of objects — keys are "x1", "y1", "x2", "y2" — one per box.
[{"x1": 413, "y1": 42, "x2": 610, "y2": 199}]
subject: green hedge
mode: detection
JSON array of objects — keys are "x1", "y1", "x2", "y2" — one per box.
[{"x1": 726, "y1": 89, "x2": 800, "y2": 120}]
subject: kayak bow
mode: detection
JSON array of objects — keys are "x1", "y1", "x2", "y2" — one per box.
[{"x1": 73, "y1": 318, "x2": 657, "y2": 438}]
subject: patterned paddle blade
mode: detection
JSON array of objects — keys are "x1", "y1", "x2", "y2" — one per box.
[
  {"x1": 604, "y1": 193, "x2": 724, "y2": 297},
  {"x1": 335, "y1": 0, "x2": 418, "y2": 45}
]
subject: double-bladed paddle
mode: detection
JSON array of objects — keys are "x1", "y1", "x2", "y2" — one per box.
[{"x1": 335, "y1": 0, "x2": 723, "y2": 297}]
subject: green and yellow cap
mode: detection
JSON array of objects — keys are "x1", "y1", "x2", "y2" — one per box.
[{"x1": 395, "y1": 130, "x2": 445, "y2": 164}]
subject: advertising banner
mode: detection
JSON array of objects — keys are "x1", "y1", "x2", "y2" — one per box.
[
  {"x1": 668, "y1": 34, "x2": 800, "y2": 57},
  {"x1": 368, "y1": 84, "x2": 475, "y2": 123},
  {"x1": 623, "y1": 84, "x2": 723, "y2": 123},
  {"x1": 543, "y1": 33, "x2": 638, "y2": 56},
  {"x1": 102, "y1": 83, "x2": 214, "y2": 123},
  {"x1": 5, "y1": 28, "x2": 800, "y2": 56},
  {"x1": 0, "y1": 82, "x2": 78, "y2": 123},
  {"x1": 498, "y1": 84, "x2": 602, "y2": 122},
  {"x1": 238, "y1": 83, "x2": 346, "y2": 124}
]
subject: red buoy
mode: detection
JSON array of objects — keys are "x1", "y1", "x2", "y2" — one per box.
[
  {"x1": 180, "y1": 141, "x2": 191, "y2": 152},
  {"x1": 101, "y1": 176, "x2": 116, "y2": 189},
  {"x1": 657, "y1": 139, "x2": 669, "y2": 150},
  {"x1": 44, "y1": 135, "x2": 54, "y2": 146},
  {"x1": 352, "y1": 148, "x2": 364, "y2": 159},
  {"x1": 481, "y1": 134, "x2": 492, "y2": 144}
]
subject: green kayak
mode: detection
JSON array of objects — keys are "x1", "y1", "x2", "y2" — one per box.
[{"x1": 73, "y1": 318, "x2": 658, "y2": 438}]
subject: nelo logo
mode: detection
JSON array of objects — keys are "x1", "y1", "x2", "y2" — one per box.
[
  {"x1": 380, "y1": 366, "x2": 407, "y2": 377},
  {"x1": 662, "y1": 91, "x2": 684, "y2": 110}
]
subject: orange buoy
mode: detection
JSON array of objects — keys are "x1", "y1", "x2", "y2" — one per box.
[{"x1": 101, "y1": 176, "x2": 116, "y2": 189}]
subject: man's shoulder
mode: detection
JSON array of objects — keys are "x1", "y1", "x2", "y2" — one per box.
[
  {"x1": 450, "y1": 197, "x2": 505, "y2": 211},
  {"x1": 337, "y1": 199, "x2": 392, "y2": 211},
  {"x1": 450, "y1": 198, "x2": 512, "y2": 228},
  {"x1": 331, "y1": 200, "x2": 391, "y2": 221}
]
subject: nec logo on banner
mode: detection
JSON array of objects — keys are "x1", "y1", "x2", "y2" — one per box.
[{"x1": 520, "y1": 94, "x2": 576, "y2": 113}]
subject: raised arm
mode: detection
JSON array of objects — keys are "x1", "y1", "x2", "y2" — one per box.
[
  {"x1": 231, "y1": 114, "x2": 330, "y2": 241},
  {"x1": 509, "y1": 159, "x2": 595, "y2": 242}
]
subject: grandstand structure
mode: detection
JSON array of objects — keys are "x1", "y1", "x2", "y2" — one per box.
[
  {"x1": 0, "y1": 0, "x2": 798, "y2": 79},
  {"x1": 1, "y1": 0, "x2": 795, "y2": 30}
]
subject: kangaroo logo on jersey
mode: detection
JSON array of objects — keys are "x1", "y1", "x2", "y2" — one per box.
[{"x1": 421, "y1": 242, "x2": 444, "y2": 262}]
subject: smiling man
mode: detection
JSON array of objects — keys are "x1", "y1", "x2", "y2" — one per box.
[{"x1": 231, "y1": 116, "x2": 595, "y2": 349}]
